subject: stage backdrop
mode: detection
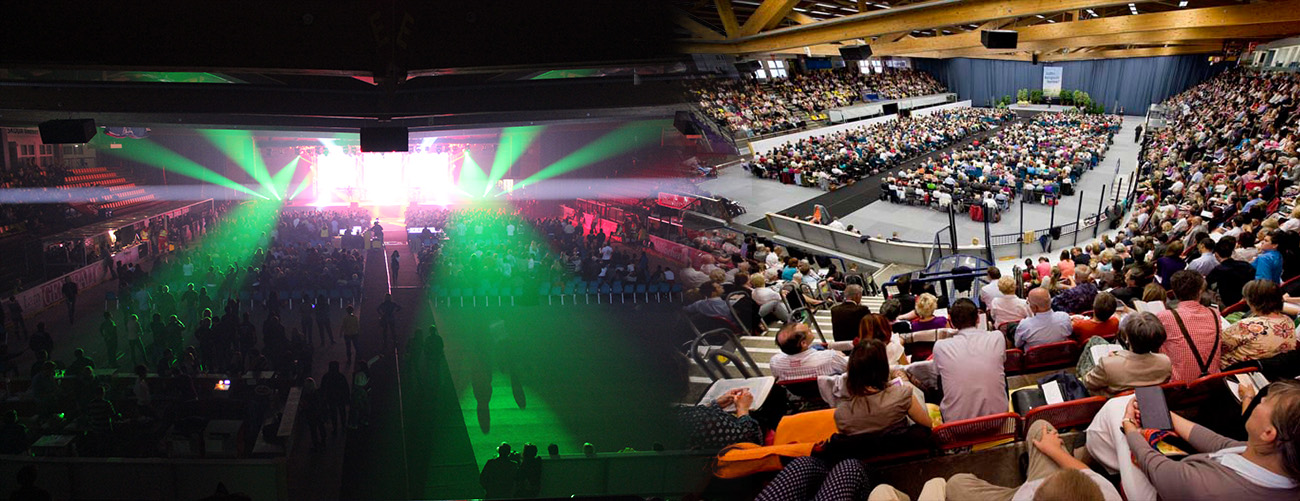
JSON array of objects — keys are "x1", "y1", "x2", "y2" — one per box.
[{"x1": 913, "y1": 54, "x2": 1230, "y2": 114}]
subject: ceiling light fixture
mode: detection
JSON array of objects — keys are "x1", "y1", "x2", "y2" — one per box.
[
  {"x1": 1086, "y1": 9, "x2": 1097, "y2": 16},
  {"x1": 1035, "y1": 14, "x2": 1045, "y2": 18},
  {"x1": 1178, "y1": 0, "x2": 1188, "y2": 6}
]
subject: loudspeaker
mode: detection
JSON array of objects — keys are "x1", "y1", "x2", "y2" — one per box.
[
  {"x1": 673, "y1": 111, "x2": 702, "y2": 136},
  {"x1": 733, "y1": 60, "x2": 761, "y2": 74},
  {"x1": 360, "y1": 127, "x2": 408, "y2": 152},
  {"x1": 838, "y1": 45, "x2": 872, "y2": 61},
  {"x1": 38, "y1": 119, "x2": 97, "y2": 144},
  {"x1": 881, "y1": 102, "x2": 899, "y2": 116},
  {"x1": 1032, "y1": 53, "x2": 1039, "y2": 65},
  {"x1": 980, "y1": 30, "x2": 1018, "y2": 49}
]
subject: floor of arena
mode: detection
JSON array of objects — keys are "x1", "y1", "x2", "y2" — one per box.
[{"x1": 704, "y1": 114, "x2": 1145, "y2": 245}]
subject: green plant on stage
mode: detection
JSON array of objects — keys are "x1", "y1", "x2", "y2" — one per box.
[
  {"x1": 1029, "y1": 89, "x2": 1044, "y2": 104},
  {"x1": 1016, "y1": 88, "x2": 1029, "y2": 103},
  {"x1": 1059, "y1": 89, "x2": 1074, "y2": 105}
]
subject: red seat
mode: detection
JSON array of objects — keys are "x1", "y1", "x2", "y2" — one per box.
[
  {"x1": 1169, "y1": 368, "x2": 1259, "y2": 410},
  {"x1": 777, "y1": 377, "x2": 828, "y2": 408},
  {"x1": 1116, "y1": 380, "x2": 1184, "y2": 399},
  {"x1": 1022, "y1": 396, "x2": 1108, "y2": 436},
  {"x1": 1222, "y1": 300, "x2": 1248, "y2": 316},
  {"x1": 933, "y1": 412, "x2": 1021, "y2": 451},
  {"x1": 1023, "y1": 341, "x2": 1080, "y2": 372},
  {"x1": 1004, "y1": 349, "x2": 1024, "y2": 375}
]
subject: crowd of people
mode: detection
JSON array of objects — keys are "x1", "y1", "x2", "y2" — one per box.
[
  {"x1": 688, "y1": 68, "x2": 947, "y2": 136},
  {"x1": 749, "y1": 107, "x2": 1015, "y2": 190},
  {"x1": 669, "y1": 68, "x2": 1300, "y2": 500},
  {"x1": 0, "y1": 158, "x2": 80, "y2": 234},
  {"x1": 882, "y1": 110, "x2": 1121, "y2": 212},
  {"x1": 0, "y1": 203, "x2": 384, "y2": 459}
]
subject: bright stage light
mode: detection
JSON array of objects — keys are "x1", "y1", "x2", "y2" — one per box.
[
  {"x1": 361, "y1": 152, "x2": 406, "y2": 203},
  {"x1": 406, "y1": 152, "x2": 453, "y2": 205},
  {"x1": 315, "y1": 148, "x2": 358, "y2": 204}
]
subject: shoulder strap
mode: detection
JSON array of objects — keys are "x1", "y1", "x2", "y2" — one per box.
[{"x1": 1169, "y1": 308, "x2": 1217, "y2": 377}]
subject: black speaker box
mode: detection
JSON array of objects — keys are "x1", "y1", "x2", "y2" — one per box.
[
  {"x1": 1032, "y1": 53, "x2": 1039, "y2": 65},
  {"x1": 839, "y1": 45, "x2": 872, "y2": 61},
  {"x1": 673, "y1": 111, "x2": 702, "y2": 136},
  {"x1": 38, "y1": 119, "x2": 97, "y2": 144},
  {"x1": 360, "y1": 127, "x2": 409, "y2": 152},
  {"x1": 733, "y1": 60, "x2": 762, "y2": 74},
  {"x1": 981, "y1": 30, "x2": 1018, "y2": 49}
]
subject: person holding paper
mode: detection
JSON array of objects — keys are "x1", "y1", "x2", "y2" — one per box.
[
  {"x1": 1220, "y1": 280, "x2": 1297, "y2": 367},
  {"x1": 1082, "y1": 312, "x2": 1172, "y2": 397},
  {"x1": 1084, "y1": 379, "x2": 1300, "y2": 500}
]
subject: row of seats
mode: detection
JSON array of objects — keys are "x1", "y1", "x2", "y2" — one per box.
[
  {"x1": 432, "y1": 282, "x2": 685, "y2": 306},
  {"x1": 764, "y1": 367, "x2": 1262, "y2": 466}
]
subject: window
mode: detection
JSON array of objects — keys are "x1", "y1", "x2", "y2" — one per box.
[
  {"x1": 40, "y1": 144, "x2": 54, "y2": 155},
  {"x1": 764, "y1": 59, "x2": 788, "y2": 79}
]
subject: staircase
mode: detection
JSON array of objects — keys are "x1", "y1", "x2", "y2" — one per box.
[
  {"x1": 61, "y1": 166, "x2": 156, "y2": 213},
  {"x1": 687, "y1": 294, "x2": 886, "y2": 396}
]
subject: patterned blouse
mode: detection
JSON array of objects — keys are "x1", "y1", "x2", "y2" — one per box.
[
  {"x1": 677, "y1": 403, "x2": 763, "y2": 450},
  {"x1": 1220, "y1": 314, "x2": 1297, "y2": 367}
]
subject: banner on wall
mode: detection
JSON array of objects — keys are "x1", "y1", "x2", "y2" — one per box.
[{"x1": 1042, "y1": 66, "x2": 1063, "y2": 98}]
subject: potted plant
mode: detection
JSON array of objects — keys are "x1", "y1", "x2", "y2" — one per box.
[
  {"x1": 1059, "y1": 89, "x2": 1073, "y2": 106},
  {"x1": 1029, "y1": 89, "x2": 1044, "y2": 104},
  {"x1": 1017, "y1": 88, "x2": 1029, "y2": 103}
]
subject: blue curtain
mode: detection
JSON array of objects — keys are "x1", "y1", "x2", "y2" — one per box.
[{"x1": 913, "y1": 55, "x2": 1230, "y2": 113}]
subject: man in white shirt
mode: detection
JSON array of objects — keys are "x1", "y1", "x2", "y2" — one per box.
[
  {"x1": 978, "y1": 267, "x2": 1005, "y2": 309},
  {"x1": 600, "y1": 244, "x2": 613, "y2": 262},
  {"x1": 769, "y1": 323, "x2": 847, "y2": 383}
]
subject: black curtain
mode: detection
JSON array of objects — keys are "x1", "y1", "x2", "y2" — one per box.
[{"x1": 913, "y1": 55, "x2": 1230, "y2": 114}]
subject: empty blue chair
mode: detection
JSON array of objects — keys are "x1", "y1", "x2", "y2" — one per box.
[{"x1": 635, "y1": 284, "x2": 647, "y2": 302}]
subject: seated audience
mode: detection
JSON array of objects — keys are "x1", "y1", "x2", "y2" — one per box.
[
  {"x1": 1082, "y1": 312, "x2": 1172, "y2": 397},
  {"x1": 1052, "y1": 265, "x2": 1098, "y2": 314},
  {"x1": 1157, "y1": 271, "x2": 1223, "y2": 382},
  {"x1": 907, "y1": 293, "x2": 946, "y2": 360},
  {"x1": 770, "y1": 322, "x2": 848, "y2": 383},
  {"x1": 830, "y1": 284, "x2": 871, "y2": 343},
  {"x1": 1015, "y1": 288, "x2": 1072, "y2": 349},
  {"x1": 833, "y1": 339, "x2": 932, "y2": 436},
  {"x1": 944, "y1": 420, "x2": 1120, "y2": 501},
  {"x1": 1220, "y1": 280, "x2": 1297, "y2": 367},
  {"x1": 932, "y1": 298, "x2": 1007, "y2": 422},
  {"x1": 1071, "y1": 292, "x2": 1121, "y2": 343},
  {"x1": 1207, "y1": 236, "x2": 1254, "y2": 308},
  {"x1": 989, "y1": 276, "x2": 1032, "y2": 332},
  {"x1": 1085, "y1": 380, "x2": 1300, "y2": 500}
]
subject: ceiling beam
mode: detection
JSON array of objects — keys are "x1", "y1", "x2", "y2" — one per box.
[
  {"x1": 682, "y1": 0, "x2": 1139, "y2": 53},
  {"x1": 738, "y1": 0, "x2": 802, "y2": 36},
  {"x1": 904, "y1": 22, "x2": 1300, "y2": 58},
  {"x1": 788, "y1": 11, "x2": 819, "y2": 25},
  {"x1": 868, "y1": 2, "x2": 1300, "y2": 56},
  {"x1": 675, "y1": 12, "x2": 727, "y2": 40},
  {"x1": 1041, "y1": 44, "x2": 1224, "y2": 61},
  {"x1": 715, "y1": 0, "x2": 742, "y2": 37}
]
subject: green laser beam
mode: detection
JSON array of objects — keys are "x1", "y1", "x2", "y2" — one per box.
[
  {"x1": 91, "y1": 135, "x2": 261, "y2": 197},
  {"x1": 198, "y1": 129, "x2": 277, "y2": 194},
  {"x1": 515, "y1": 121, "x2": 663, "y2": 190},
  {"x1": 269, "y1": 156, "x2": 300, "y2": 200},
  {"x1": 485, "y1": 126, "x2": 545, "y2": 196},
  {"x1": 457, "y1": 153, "x2": 489, "y2": 199}
]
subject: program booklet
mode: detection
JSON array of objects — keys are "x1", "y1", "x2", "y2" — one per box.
[
  {"x1": 1225, "y1": 372, "x2": 1271, "y2": 403},
  {"x1": 698, "y1": 376, "x2": 776, "y2": 412}
]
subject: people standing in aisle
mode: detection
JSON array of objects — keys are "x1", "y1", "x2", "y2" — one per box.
[
  {"x1": 378, "y1": 294, "x2": 402, "y2": 349},
  {"x1": 99, "y1": 312, "x2": 118, "y2": 368},
  {"x1": 61, "y1": 278, "x2": 78, "y2": 324},
  {"x1": 341, "y1": 305, "x2": 360, "y2": 362},
  {"x1": 320, "y1": 360, "x2": 350, "y2": 438}
]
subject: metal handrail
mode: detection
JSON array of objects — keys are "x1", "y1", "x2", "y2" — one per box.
[{"x1": 685, "y1": 313, "x2": 761, "y2": 380}]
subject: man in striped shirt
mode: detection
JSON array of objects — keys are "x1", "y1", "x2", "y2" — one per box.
[{"x1": 768, "y1": 322, "x2": 847, "y2": 383}]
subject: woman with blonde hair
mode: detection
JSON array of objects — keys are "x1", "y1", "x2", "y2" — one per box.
[{"x1": 908, "y1": 293, "x2": 947, "y2": 360}]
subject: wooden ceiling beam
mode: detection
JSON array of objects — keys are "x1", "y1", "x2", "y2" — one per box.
[
  {"x1": 715, "y1": 0, "x2": 742, "y2": 37},
  {"x1": 675, "y1": 11, "x2": 727, "y2": 41},
  {"x1": 738, "y1": 0, "x2": 802, "y2": 36},
  {"x1": 1041, "y1": 44, "x2": 1224, "y2": 61},
  {"x1": 902, "y1": 22, "x2": 1300, "y2": 58},
  {"x1": 788, "y1": 11, "x2": 819, "y2": 25},
  {"x1": 683, "y1": 0, "x2": 1300, "y2": 55},
  {"x1": 685, "y1": 0, "x2": 1140, "y2": 53},
  {"x1": 867, "y1": 2, "x2": 1300, "y2": 56}
]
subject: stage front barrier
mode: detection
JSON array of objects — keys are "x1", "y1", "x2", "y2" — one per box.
[
  {"x1": 766, "y1": 213, "x2": 981, "y2": 268},
  {"x1": 0, "y1": 455, "x2": 287, "y2": 500}
]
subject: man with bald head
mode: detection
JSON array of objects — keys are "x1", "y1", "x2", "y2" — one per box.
[
  {"x1": 1015, "y1": 287, "x2": 1073, "y2": 349},
  {"x1": 768, "y1": 322, "x2": 849, "y2": 383}
]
